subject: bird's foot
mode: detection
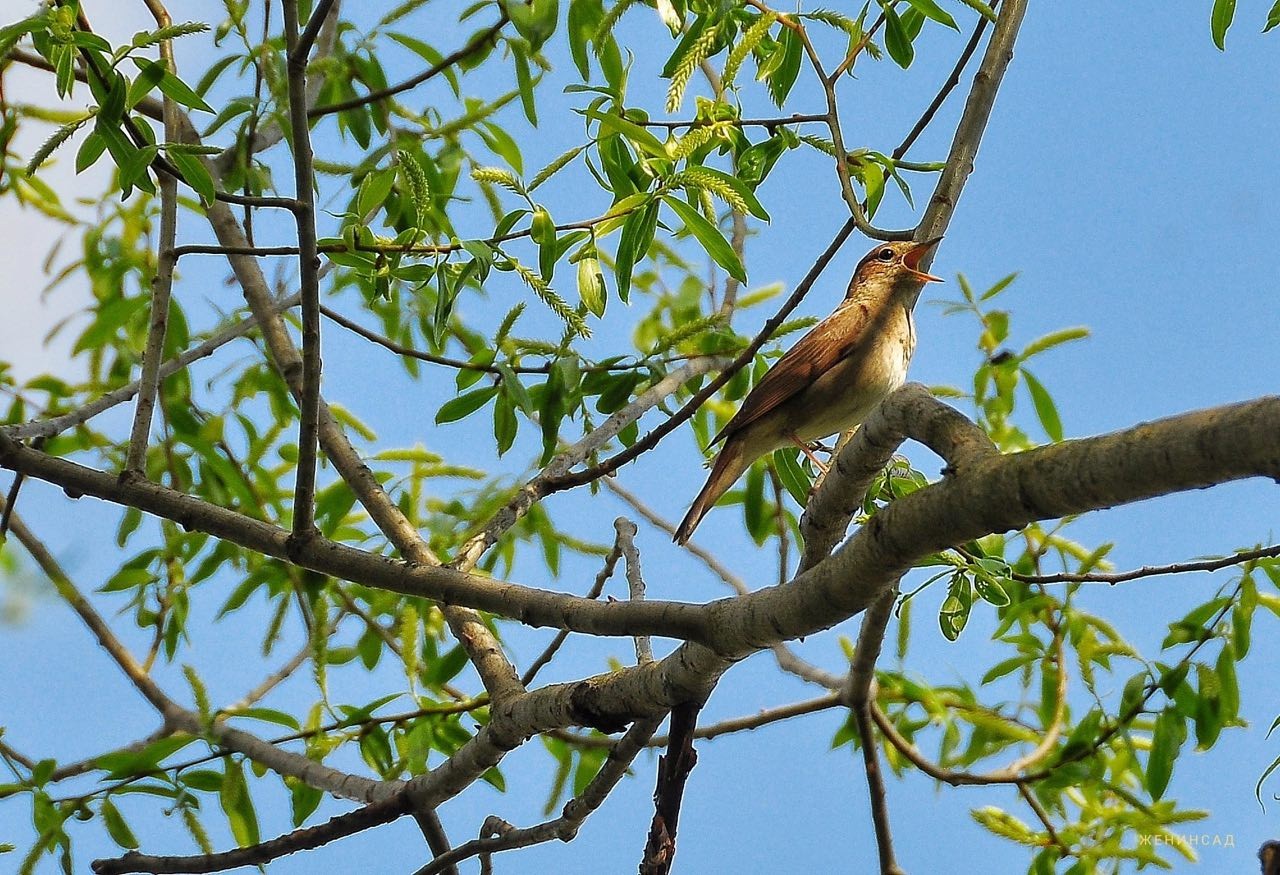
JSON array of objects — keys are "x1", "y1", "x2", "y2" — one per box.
[{"x1": 789, "y1": 436, "x2": 831, "y2": 475}]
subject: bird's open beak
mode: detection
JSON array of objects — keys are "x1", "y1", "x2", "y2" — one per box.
[{"x1": 903, "y1": 236, "x2": 944, "y2": 283}]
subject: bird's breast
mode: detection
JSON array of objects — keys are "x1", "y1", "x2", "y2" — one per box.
[{"x1": 789, "y1": 308, "x2": 916, "y2": 443}]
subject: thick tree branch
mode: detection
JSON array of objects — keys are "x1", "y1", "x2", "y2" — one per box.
[{"x1": 800, "y1": 383, "x2": 997, "y2": 573}]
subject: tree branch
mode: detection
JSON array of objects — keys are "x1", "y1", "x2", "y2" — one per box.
[
  {"x1": 282, "y1": 0, "x2": 324, "y2": 539},
  {"x1": 307, "y1": 13, "x2": 508, "y2": 118}
]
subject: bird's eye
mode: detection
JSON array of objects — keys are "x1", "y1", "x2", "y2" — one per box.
[{"x1": 877, "y1": 248, "x2": 895, "y2": 261}]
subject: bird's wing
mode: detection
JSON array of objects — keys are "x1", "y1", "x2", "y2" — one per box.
[{"x1": 712, "y1": 301, "x2": 872, "y2": 443}]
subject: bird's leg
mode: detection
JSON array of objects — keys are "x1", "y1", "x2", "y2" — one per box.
[{"x1": 789, "y1": 435, "x2": 830, "y2": 475}]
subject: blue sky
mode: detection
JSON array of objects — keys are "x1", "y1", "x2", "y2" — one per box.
[{"x1": 2, "y1": 1, "x2": 1280, "y2": 872}]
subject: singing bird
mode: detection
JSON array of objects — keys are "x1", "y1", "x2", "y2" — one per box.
[{"x1": 673, "y1": 238, "x2": 943, "y2": 545}]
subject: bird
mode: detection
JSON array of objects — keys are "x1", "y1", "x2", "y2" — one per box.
[{"x1": 673, "y1": 237, "x2": 943, "y2": 545}]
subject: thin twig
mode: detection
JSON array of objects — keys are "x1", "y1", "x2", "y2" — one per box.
[
  {"x1": 616, "y1": 518, "x2": 652, "y2": 664},
  {"x1": 541, "y1": 215, "x2": 858, "y2": 492},
  {"x1": 308, "y1": 14, "x2": 508, "y2": 118},
  {"x1": 412, "y1": 716, "x2": 666, "y2": 875},
  {"x1": 892, "y1": 5, "x2": 993, "y2": 161},
  {"x1": 1017, "y1": 781, "x2": 1072, "y2": 859},
  {"x1": 846, "y1": 587, "x2": 904, "y2": 875},
  {"x1": 6, "y1": 292, "x2": 299, "y2": 441},
  {"x1": 1015, "y1": 543, "x2": 1280, "y2": 585},
  {"x1": 520, "y1": 532, "x2": 624, "y2": 687}
]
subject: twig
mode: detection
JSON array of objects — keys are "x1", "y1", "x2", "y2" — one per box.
[
  {"x1": 828, "y1": 10, "x2": 886, "y2": 82},
  {"x1": 412, "y1": 808, "x2": 458, "y2": 875},
  {"x1": 914, "y1": 0, "x2": 1029, "y2": 276},
  {"x1": 92, "y1": 794, "x2": 410, "y2": 874},
  {"x1": 6, "y1": 292, "x2": 298, "y2": 441},
  {"x1": 639, "y1": 112, "x2": 828, "y2": 129},
  {"x1": 1, "y1": 497, "x2": 177, "y2": 717},
  {"x1": 283, "y1": 0, "x2": 323, "y2": 539},
  {"x1": 521, "y1": 530, "x2": 624, "y2": 687},
  {"x1": 1015, "y1": 543, "x2": 1280, "y2": 585},
  {"x1": 616, "y1": 518, "x2": 652, "y2": 664},
  {"x1": 1017, "y1": 781, "x2": 1071, "y2": 859},
  {"x1": 308, "y1": 14, "x2": 508, "y2": 118},
  {"x1": 541, "y1": 215, "x2": 858, "y2": 492},
  {"x1": 412, "y1": 716, "x2": 666, "y2": 875},
  {"x1": 450, "y1": 356, "x2": 729, "y2": 571},
  {"x1": 320, "y1": 302, "x2": 706, "y2": 376},
  {"x1": 603, "y1": 475, "x2": 846, "y2": 690},
  {"x1": 846, "y1": 587, "x2": 904, "y2": 875},
  {"x1": 550, "y1": 692, "x2": 843, "y2": 748},
  {"x1": 892, "y1": 4, "x2": 994, "y2": 161}
]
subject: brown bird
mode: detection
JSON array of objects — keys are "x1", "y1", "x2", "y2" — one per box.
[{"x1": 673, "y1": 237, "x2": 942, "y2": 545}]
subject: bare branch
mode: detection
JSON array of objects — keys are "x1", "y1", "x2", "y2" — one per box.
[
  {"x1": 892, "y1": 7, "x2": 993, "y2": 161},
  {"x1": 616, "y1": 517, "x2": 653, "y2": 664},
  {"x1": 308, "y1": 14, "x2": 508, "y2": 118},
  {"x1": 412, "y1": 715, "x2": 666, "y2": 875},
  {"x1": 125, "y1": 0, "x2": 180, "y2": 476},
  {"x1": 6, "y1": 293, "x2": 299, "y2": 441},
  {"x1": 282, "y1": 0, "x2": 323, "y2": 539},
  {"x1": 915, "y1": 0, "x2": 1029, "y2": 257},
  {"x1": 291, "y1": 0, "x2": 337, "y2": 65},
  {"x1": 845, "y1": 587, "x2": 904, "y2": 875},
  {"x1": 800, "y1": 383, "x2": 997, "y2": 573},
  {"x1": 521, "y1": 527, "x2": 624, "y2": 687},
  {"x1": 1016, "y1": 543, "x2": 1280, "y2": 585},
  {"x1": 92, "y1": 794, "x2": 410, "y2": 874}
]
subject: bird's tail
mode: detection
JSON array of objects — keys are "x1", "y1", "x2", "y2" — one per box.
[{"x1": 674, "y1": 441, "x2": 748, "y2": 545}]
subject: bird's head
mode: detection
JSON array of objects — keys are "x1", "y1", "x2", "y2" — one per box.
[{"x1": 846, "y1": 237, "x2": 944, "y2": 301}]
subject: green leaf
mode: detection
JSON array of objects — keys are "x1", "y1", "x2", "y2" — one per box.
[
  {"x1": 435, "y1": 386, "x2": 499, "y2": 424},
  {"x1": 615, "y1": 200, "x2": 658, "y2": 303},
  {"x1": 938, "y1": 573, "x2": 972, "y2": 641},
  {"x1": 1022, "y1": 369, "x2": 1063, "y2": 442},
  {"x1": 764, "y1": 28, "x2": 802, "y2": 107},
  {"x1": 1019, "y1": 326, "x2": 1088, "y2": 359},
  {"x1": 494, "y1": 391, "x2": 518, "y2": 455},
  {"x1": 587, "y1": 108, "x2": 668, "y2": 158},
  {"x1": 1266, "y1": 0, "x2": 1280, "y2": 32},
  {"x1": 979, "y1": 272, "x2": 1018, "y2": 301},
  {"x1": 771, "y1": 448, "x2": 812, "y2": 507},
  {"x1": 905, "y1": 0, "x2": 958, "y2": 29},
  {"x1": 167, "y1": 149, "x2": 216, "y2": 205},
  {"x1": 100, "y1": 800, "x2": 139, "y2": 850},
  {"x1": 513, "y1": 45, "x2": 538, "y2": 126},
  {"x1": 577, "y1": 256, "x2": 606, "y2": 316},
  {"x1": 881, "y1": 3, "x2": 915, "y2": 68},
  {"x1": 132, "y1": 59, "x2": 214, "y2": 113},
  {"x1": 1147, "y1": 708, "x2": 1182, "y2": 799},
  {"x1": 664, "y1": 195, "x2": 746, "y2": 282},
  {"x1": 290, "y1": 779, "x2": 323, "y2": 827},
  {"x1": 1211, "y1": 0, "x2": 1236, "y2": 49},
  {"x1": 219, "y1": 760, "x2": 260, "y2": 848},
  {"x1": 225, "y1": 708, "x2": 300, "y2": 730}
]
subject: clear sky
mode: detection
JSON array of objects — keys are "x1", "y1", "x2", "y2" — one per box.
[{"x1": 2, "y1": 1, "x2": 1279, "y2": 872}]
